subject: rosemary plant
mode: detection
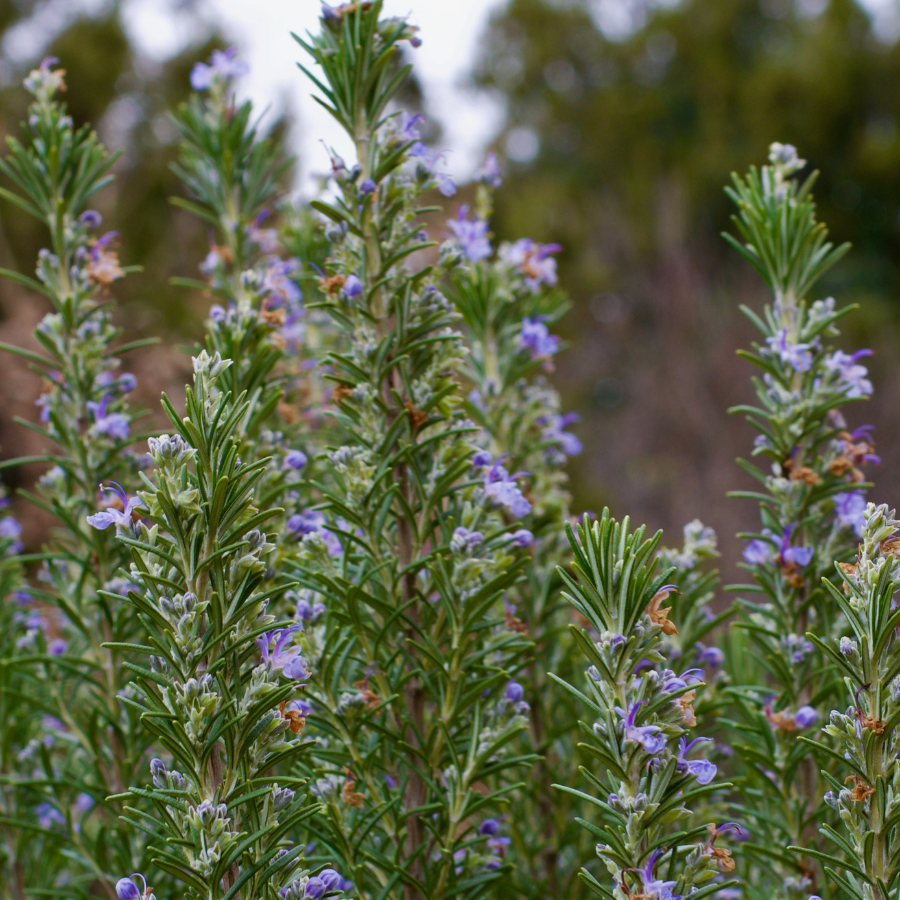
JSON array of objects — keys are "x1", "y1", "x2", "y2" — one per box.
[
  {"x1": 0, "y1": 57, "x2": 156, "y2": 897},
  {"x1": 553, "y1": 511, "x2": 740, "y2": 900},
  {"x1": 724, "y1": 143, "x2": 879, "y2": 900}
]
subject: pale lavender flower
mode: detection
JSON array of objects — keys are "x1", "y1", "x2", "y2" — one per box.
[
  {"x1": 765, "y1": 329, "x2": 813, "y2": 372},
  {"x1": 676, "y1": 736, "x2": 717, "y2": 785},
  {"x1": 508, "y1": 529, "x2": 534, "y2": 548},
  {"x1": 48, "y1": 638, "x2": 67, "y2": 656},
  {"x1": 87, "y1": 396, "x2": 130, "y2": 440},
  {"x1": 779, "y1": 526, "x2": 813, "y2": 567},
  {"x1": 0, "y1": 516, "x2": 22, "y2": 553},
  {"x1": 697, "y1": 644, "x2": 724, "y2": 667},
  {"x1": 638, "y1": 848, "x2": 681, "y2": 900},
  {"x1": 397, "y1": 111, "x2": 423, "y2": 143},
  {"x1": 447, "y1": 207, "x2": 491, "y2": 262},
  {"x1": 79, "y1": 210, "x2": 102, "y2": 228},
  {"x1": 263, "y1": 258, "x2": 302, "y2": 305},
  {"x1": 501, "y1": 239, "x2": 562, "y2": 291},
  {"x1": 743, "y1": 535, "x2": 774, "y2": 565},
  {"x1": 256, "y1": 625, "x2": 309, "y2": 680},
  {"x1": 519, "y1": 317, "x2": 560, "y2": 360},
  {"x1": 284, "y1": 450, "x2": 308, "y2": 471},
  {"x1": 836, "y1": 490, "x2": 867, "y2": 536},
  {"x1": 87, "y1": 483, "x2": 144, "y2": 531},
  {"x1": 36, "y1": 802, "x2": 64, "y2": 829},
  {"x1": 616, "y1": 701, "x2": 667, "y2": 754},
  {"x1": 541, "y1": 412, "x2": 582, "y2": 455},
  {"x1": 409, "y1": 143, "x2": 456, "y2": 196},
  {"x1": 190, "y1": 47, "x2": 249, "y2": 90},
  {"x1": 477, "y1": 151, "x2": 502, "y2": 188},
  {"x1": 824, "y1": 349, "x2": 873, "y2": 398},
  {"x1": 288, "y1": 509, "x2": 343, "y2": 556},
  {"x1": 483, "y1": 458, "x2": 531, "y2": 517},
  {"x1": 472, "y1": 449, "x2": 493, "y2": 468},
  {"x1": 795, "y1": 705, "x2": 819, "y2": 728},
  {"x1": 343, "y1": 274, "x2": 363, "y2": 299}
]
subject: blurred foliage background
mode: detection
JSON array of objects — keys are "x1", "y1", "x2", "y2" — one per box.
[
  {"x1": 477, "y1": 0, "x2": 900, "y2": 573},
  {"x1": 1, "y1": 0, "x2": 899, "y2": 571}
]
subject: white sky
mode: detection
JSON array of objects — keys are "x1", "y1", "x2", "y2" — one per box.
[
  {"x1": 125, "y1": 0, "x2": 507, "y2": 190},
  {"x1": 2, "y1": 0, "x2": 897, "y2": 190}
]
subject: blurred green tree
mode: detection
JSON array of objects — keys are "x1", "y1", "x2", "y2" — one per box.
[{"x1": 474, "y1": 0, "x2": 900, "y2": 572}]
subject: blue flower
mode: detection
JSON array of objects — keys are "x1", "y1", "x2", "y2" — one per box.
[
  {"x1": 795, "y1": 705, "x2": 819, "y2": 728},
  {"x1": 507, "y1": 528, "x2": 534, "y2": 548}
]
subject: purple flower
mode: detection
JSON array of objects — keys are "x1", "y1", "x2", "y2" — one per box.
[
  {"x1": 87, "y1": 483, "x2": 144, "y2": 531},
  {"x1": 638, "y1": 849, "x2": 681, "y2": 900},
  {"x1": 616, "y1": 701, "x2": 667, "y2": 754},
  {"x1": 697, "y1": 644, "x2": 724, "y2": 667},
  {"x1": 48, "y1": 638, "x2": 67, "y2": 656},
  {"x1": 359, "y1": 178, "x2": 377, "y2": 195},
  {"x1": 36, "y1": 802, "x2": 64, "y2": 829},
  {"x1": 116, "y1": 877, "x2": 143, "y2": 900},
  {"x1": 480, "y1": 818, "x2": 501, "y2": 836},
  {"x1": 190, "y1": 47, "x2": 249, "y2": 90},
  {"x1": 447, "y1": 207, "x2": 491, "y2": 262},
  {"x1": 256, "y1": 626, "x2": 309, "y2": 681},
  {"x1": 825, "y1": 349, "x2": 873, "y2": 398},
  {"x1": 284, "y1": 450, "x2": 308, "y2": 471},
  {"x1": 508, "y1": 529, "x2": 534, "y2": 548},
  {"x1": 409, "y1": 143, "x2": 456, "y2": 196},
  {"x1": 505, "y1": 681, "x2": 524, "y2": 703},
  {"x1": 779, "y1": 524, "x2": 812, "y2": 568},
  {"x1": 483, "y1": 458, "x2": 531, "y2": 517},
  {"x1": 541, "y1": 412, "x2": 582, "y2": 455},
  {"x1": 0, "y1": 516, "x2": 22, "y2": 554},
  {"x1": 477, "y1": 151, "x2": 502, "y2": 188},
  {"x1": 472, "y1": 449, "x2": 493, "y2": 468},
  {"x1": 304, "y1": 877, "x2": 326, "y2": 898},
  {"x1": 836, "y1": 490, "x2": 867, "y2": 536},
  {"x1": 343, "y1": 274, "x2": 363, "y2": 299},
  {"x1": 795, "y1": 705, "x2": 819, "y2": 728},
  {"x1": 676, "y1": 737, "x2": 717, "y2": 785},
  {"x1": 765, "y1": 329, "x2": 813, "y2": 372},
  {"x1": 451, "y1": 527, "x2": 484, "y2": 552},
  {"x1": 397, "y1": 111, "x2": 423, "y2": 143},
  {"x1": 296, "y1": 596, "x2": 326, "y2": 622},
  {"x1": 79, "y1": 210, "x2": 102, "y2": 228},
  {"x1": 743, "y1": 535, "x2": 774, "y2": 565},
  {"x1": 287, "y1": 510, "x2": 342, "y2": 556},
  {"x1": 87, "y1": 396, "x2": 130, "y2": 440},
  {"x1": 519, "y1": 317, "x2": 560, "y2": 360},
  {"x1": 501, "y1": 239, "x2": 562, "y2": 291}
]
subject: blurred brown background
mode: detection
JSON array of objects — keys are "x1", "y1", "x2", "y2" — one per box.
[{"x1": 1, "y1": 0, "x2": 899, "y2": 577}]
